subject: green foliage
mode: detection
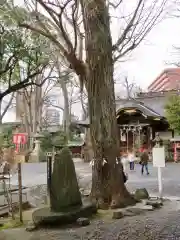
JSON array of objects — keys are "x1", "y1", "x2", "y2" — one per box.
[
  {"x1": 39, "y1": 127, "x2": 83, "y2": 151},
  {"x1": 41, "y1": 131, "x2": 53, "y2": 151},
  {"x1": 0, "y1": 3, "x2": 50, "y2": 98},
  {"x1": 52, "y1": 131, "x2": 67, "y2": 147},
  {"x1": 165, "y1": 95, "x2": 180, "y2": 134},
  {"x1": 52, "y1": 129, "x2": 83, "y2": 147},
  {"x1": 0, "y1": 125, "x2": 13, "y2": 147},
  {"x1": 0, "y1": 218, "x2": 23, "y2": 230}
]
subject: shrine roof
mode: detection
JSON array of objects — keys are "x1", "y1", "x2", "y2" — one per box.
[
  {"x1": 76, "y1": 98, "x2": 165, "y2": 126},
  {"x1": 116, "y1": 99, "x2": 162, "y2": 118}
]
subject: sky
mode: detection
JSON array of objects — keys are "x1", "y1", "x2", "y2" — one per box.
[
  {"x1": 117, "y1": 17, "x2": 180, "y2": 90},
  {"x1": 2, "y1": 1, "x2": 180, "y2": 122}
]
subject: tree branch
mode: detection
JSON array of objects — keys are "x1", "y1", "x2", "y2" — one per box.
[
  {"x1": 1, "y1": 92, "x2": 15, "y2": 119},
  {"x1": 112, "y1": 0, "x2": 167, "y2": 61},
  {"x1": 108, "y1": 0, "x2": 123, "y2": 9},
  {"x1": 112, "y1": 0, "x2": 144, "y2": 51},
  {"x1": 0, "y1": 66, "x2": 46, "y2": 100}
]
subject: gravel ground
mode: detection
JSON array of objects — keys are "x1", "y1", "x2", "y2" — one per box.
[
  {"x1": 2, "y1": 201, "x2": 180, "y2": 240},
  {"x1": 32, "y1": 210, "x2": 180, "y2": 239}
]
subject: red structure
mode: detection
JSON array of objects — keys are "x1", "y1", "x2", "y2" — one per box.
[
  {"x1": 13, "y1": 133, "x2": 28, "y2": 153},
  {"x1": 170, "y1": 138, "x2": 180, "y2": 162},
  {"x1": 148, "y1": 68, "x2": 180, "y2": 92}
]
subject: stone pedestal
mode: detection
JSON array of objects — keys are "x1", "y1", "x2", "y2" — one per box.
[{"x1": 30, "y1": 139, "x2": 45, "y2": 163}]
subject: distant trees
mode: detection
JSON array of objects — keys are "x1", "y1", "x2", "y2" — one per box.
[
  {"x1": 17, "y1": 63, "x2": 56, "y2": 135},
  {"x1": 165, "y1": 95, "x2": 180, "y2": 134}
]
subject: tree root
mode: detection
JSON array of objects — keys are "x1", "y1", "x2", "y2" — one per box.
[
  {"x1": 90, "y1": 192, "x2": 136, "y2": 210},
  {"x1": 110, "y1": 193, "x2": 137, "y2": 209}
]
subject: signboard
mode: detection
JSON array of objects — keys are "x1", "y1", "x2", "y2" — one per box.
[
  {"x1": 46, "y1": 152, "x2": 53, "y2": 157},
  {"x1": 152, "y1": 146, "x2": 165, "y2": 168}
]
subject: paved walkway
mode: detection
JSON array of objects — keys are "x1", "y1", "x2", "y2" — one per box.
[
  {"x1": 76, "y1": 161, "x2": 180, "y2": 199},
  {"x1": 5, "y1": 161, "x2": 180, "y2": 199}
]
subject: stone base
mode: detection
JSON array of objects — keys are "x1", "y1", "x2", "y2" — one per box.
[
  {"x1": 29, "y1": 155, "x2": 39, "y2": 163},
  {"x1": 134, "y1": 188, "x2": 149, "y2": 201},
  {"x1": 32, "y1": 201, "x2": 97, "y2": 227}
]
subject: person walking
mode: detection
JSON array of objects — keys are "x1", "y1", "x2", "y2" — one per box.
[
  {"x1": 128, "y1": 150, "x2": 135, "y2": 171},
  {"x1": 121, "y1": 151, "x2": 129, "y2": 176},
  {"x1": 140, "y1": 148, "x2": 149, "y2": 175}
]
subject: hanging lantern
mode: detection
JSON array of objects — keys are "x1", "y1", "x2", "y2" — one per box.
[
  {"x1": 132, "y1": 127, "x2": 136, "y2": 132},
  {"x1": 121, "y1": 132, "x2": 126, "y2": 142}
]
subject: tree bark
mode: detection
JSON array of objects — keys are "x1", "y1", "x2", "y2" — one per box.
[
  {"x1": 83, "y1": 128, "x2": 94, "y2": 163},
  {"x1": 60, "y1": 79, "x2": 70, "y2": 142},
  {"x1": 81, "y1": 0, "x2": 134, "y2": 208},
  {"x1": 56, "y1": 65, "x2": 71, "y2": 143}
]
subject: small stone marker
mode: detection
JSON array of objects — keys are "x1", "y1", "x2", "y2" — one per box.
[
  {"x1": 123, "y1": 210, "x2": 137, "y2": 217},
  {"x1": 76, "y1": 217, "x2": 90, "y2": 226},
  {"x1": 26, "y1": 221, "x2": 37, "y2": 232},
  {"x1": 134, "y1": 188, "x2": 149, "y2": 200},
  {"x1": 141, "y1": 205, "x2": 154, "y2": 211},
  {"x1": 112, "y1": 211, "x2": 124, "y2": 219},
  {"x1": 146, "y1": 199, "x2": 163, "y2": 209},
  {"x1": 126, "y1": 208, "x2": 144, "y2": 215}
]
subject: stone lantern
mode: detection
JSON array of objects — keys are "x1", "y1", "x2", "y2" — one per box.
[
  {"x1": 30, "y1": 132, "x2": 45, "y2": 163},
  {"x1": 153, "y1": 133, "x2": 162, "y2": 147}
]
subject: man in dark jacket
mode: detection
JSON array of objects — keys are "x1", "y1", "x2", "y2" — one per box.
[{"x1": 140, "y1": 149, "x2": 149, "y2": 175}]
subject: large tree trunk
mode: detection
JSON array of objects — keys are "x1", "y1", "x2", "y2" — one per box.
[{"x1": 81, "y1": 0, "x2": 134, "y2": 208}]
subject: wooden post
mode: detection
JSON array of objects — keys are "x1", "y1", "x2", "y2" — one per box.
[
  {"x1": 18, "y1": 162, "x2": 23, "y2": 222},
  {"x1": 47, "y1": 156, "x2": 52, "y2": 196}
]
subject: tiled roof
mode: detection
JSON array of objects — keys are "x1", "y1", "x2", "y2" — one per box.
[
  {"x1": 148, "y1": 68, "x2": 180, "y2": 91},
  {"x1": 77, "y1": 98, "x2": 164, "y2": 126},
  {"x1": 116, "y1": 99, "x2": 161, "y2": 118}
]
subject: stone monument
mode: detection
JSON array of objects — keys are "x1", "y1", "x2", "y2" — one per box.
[{"x1": 32, "y1": 147, "x2": 96, "y2": 227}]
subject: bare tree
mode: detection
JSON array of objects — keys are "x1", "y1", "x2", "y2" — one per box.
[
  {"x1": 8, "y1": 0, "x2": 169, "y2": 208},
  {"x1": 116, "y1": 77, "x2": 142, "y2": 99},
  {"x1": 55, "y1": 66, "x2": 71, "y2": 142},
  {"x1": 45, "y1": 67, "x2": 88, "y2": 139},
  {"x1": 111, "y1": 0, "x2": 169, "y2": 62},
  {"x1": 18, "y1": 64, "x2": 56, "y2": 136},
  {"x1": 63, "y1": 76, "x2": 88, "y2": 119}
]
